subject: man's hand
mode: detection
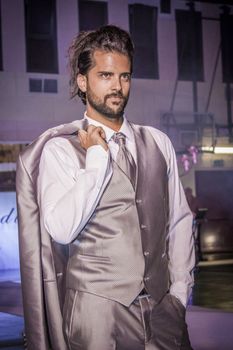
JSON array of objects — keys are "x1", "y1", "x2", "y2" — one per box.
[{"x1": 78, "y1": 125, "x2": 108, "y2": 151}]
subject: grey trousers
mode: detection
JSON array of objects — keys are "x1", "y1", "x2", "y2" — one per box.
[{"x1": 63, "y1": 289, "x2": 193, "y2": 350}]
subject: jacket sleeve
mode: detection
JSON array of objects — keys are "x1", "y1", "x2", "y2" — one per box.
[
  {"x1": 16, "y1": 151, "x2": 68, "y2": 349},
  {"x1": 16, "y1": 154, "x2": 51, "y2": 349}
]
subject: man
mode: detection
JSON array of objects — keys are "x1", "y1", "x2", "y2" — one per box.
[{"x1": 17, "y1": 25, "x2": 195, "y2": 350}]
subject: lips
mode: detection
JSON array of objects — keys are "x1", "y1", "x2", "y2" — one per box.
[
  {"x1": 109, "y1": 96, "x2": 122, "y2": 101},
  {"x1": 107, "y1": 95, "x2": 123, "y2": 103}
]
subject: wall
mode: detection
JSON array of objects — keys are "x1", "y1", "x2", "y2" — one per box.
[
  {"x1": 0, "y1": 0, "x2": 233, "y2": 191},
  {"x1": 0, "y1": 192, "x2": 19, "y2": 270}
]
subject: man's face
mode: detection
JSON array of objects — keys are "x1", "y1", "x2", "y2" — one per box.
[{"x1": 78, "y1": 50, "x2": 131, "y2": 121}]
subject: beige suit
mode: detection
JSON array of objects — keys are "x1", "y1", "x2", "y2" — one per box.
[{"x1": 16, "y1": 119, "x2": 194, "y2": 350}]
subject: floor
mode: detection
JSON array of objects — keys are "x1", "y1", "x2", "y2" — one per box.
[
  {"x1": 193, "y1": 261, "x2": 233, "y2": 312},
  {"x1": 0, "y1": 261, "x2": 233, "y2": 350},
  {"x1": 188, "y1": 260, "x2": 233, "y2": 350}
]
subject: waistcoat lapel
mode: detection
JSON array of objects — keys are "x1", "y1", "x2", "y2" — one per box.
[{"x1": 131, "y1": 124, "x2": 170, "y2": 301}]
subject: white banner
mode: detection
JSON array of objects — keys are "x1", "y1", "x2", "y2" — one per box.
[{"x1": 0, "y1": 192, "x2": 19, "y2": 270}]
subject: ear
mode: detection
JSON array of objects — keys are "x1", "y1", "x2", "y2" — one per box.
[{"x1": 77, "y1": 74, "x2": 87, "y2": 93}]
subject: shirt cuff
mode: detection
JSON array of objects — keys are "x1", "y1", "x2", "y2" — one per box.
[{"x1": 169, "y1": 281, "x2": 192, "y2": 307}]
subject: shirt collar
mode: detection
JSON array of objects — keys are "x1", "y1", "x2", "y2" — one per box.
[{"x1": 84, "y1": 112, "x2": 134, "y2": 143}]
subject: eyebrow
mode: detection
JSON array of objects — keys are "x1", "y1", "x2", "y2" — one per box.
[
  {"x1": 97, "y1": 71, "x2": 114, "y2": 74},
  {"x1": 97, "y1": 71, "x2": 131, "y2": 75}
]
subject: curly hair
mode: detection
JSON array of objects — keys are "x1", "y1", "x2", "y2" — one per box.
[{"x1": 67, "y1": 25, "x2": 134, "y2": 105}]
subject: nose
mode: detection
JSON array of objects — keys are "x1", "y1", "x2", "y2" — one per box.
[{"x1": 111, "y1": 75, "x2": 122, "y2": 92}]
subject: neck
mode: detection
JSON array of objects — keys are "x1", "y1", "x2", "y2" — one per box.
[{"x1": 86, "y1": 109, "x2": 123, "y2": 132}]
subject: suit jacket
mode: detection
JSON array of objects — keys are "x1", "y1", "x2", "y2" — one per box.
[{"x1": 16, "y1": 120, "x2": 88, "y2": 350}]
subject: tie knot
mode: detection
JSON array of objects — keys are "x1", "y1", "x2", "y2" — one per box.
[{"x1": 113, "y1": 132, "x2": 126, "y2": 146}]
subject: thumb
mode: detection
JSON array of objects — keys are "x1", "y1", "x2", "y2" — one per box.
[{"x1": 100, "y1": 128, "x2": 106, "y2": 140}]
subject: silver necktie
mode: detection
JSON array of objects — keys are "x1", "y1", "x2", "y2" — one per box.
[{"x1": 113, "y1": 132, "x2": 136, "y2": 188}]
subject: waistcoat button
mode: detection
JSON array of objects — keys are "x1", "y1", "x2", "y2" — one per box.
[
  {"x1": 144, "y1": 276, "x2": 150, "y2": 282},
  {"x1": 136, "y1": 199, "x2": 142, "y2": 204},
  {"x1": 141, "y1": 224, "x2": 147, "y2": 229},
  {"x1": 144, "y1": 251, "x2": 149, "y2": 256}
]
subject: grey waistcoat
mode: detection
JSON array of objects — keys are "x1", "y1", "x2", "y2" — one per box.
[
  {"x1": 16, "y1": 119, "x2": 169, "y2": 349},
  {"x1": 66, "y1": 123, "x2": 169, "y2": 306}
]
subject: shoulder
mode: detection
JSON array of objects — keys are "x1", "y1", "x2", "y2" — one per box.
[
  {"x1": 42, "y1": 136, "x2": 79, "y2": 165},
  {"x1": 38, "y1": 118, "x2": 84, "y2": 156},
  {"x1": 132, "y1": 122, "x2": 174, "y2": 151},
  {"x1": 44, "y1": 136, "x2": 74, "y2": 150},
  {"x1": 145, "y1": 125, "x2": 171, "y2": 143},
  {"x1": 146, "y1": 126, "x2": 174, "y2": 152},
  {"x1": 146, "y1": 126, "x2": 175, "y2": 167},
  {"x1": 17, "y1": 121, "x2": 82, "y2": 180},
  {"x1": 131, "y1": 122, "x2": 175, "y2": 168},
  {"x1": 21, "y1": 119, "x2": 82, "y2": 156}
]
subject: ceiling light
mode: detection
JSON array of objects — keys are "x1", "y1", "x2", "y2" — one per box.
[{"x1": 201, "y1": 146, "x2": 233, "y2": 154}]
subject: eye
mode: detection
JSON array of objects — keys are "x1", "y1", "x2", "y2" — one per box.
[
  {"x1": 121, "y1": 73, "x2": 131, "y2": 82},
  {"x1": 99, "y1": 72, "x2": 112, "y2": 79}
]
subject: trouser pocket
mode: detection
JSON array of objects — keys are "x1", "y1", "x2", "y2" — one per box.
[{"x1": 63, "y1": 288, "x2": 78, "y2": 349}]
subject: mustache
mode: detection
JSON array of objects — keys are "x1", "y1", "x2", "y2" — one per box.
[{"x1": 105, "y1": 92, "x2": 124, "y2": 100}]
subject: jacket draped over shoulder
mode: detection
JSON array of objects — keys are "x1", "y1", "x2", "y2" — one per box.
[{"x1": 16, "y1": 120, "x2": 87, "y2": 350}]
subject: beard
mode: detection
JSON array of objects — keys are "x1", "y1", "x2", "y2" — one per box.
[{"x1": 86, "y1": 84, "x2": 129, "y2": 120}]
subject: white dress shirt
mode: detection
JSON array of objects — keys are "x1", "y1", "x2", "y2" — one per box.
[{"x1": 37, "y1": 114, "x2": 195, "y2": 307}]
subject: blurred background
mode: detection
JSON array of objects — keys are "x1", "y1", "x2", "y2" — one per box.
[{"x1": 0, "y1": 0, "x2": 233, "y2": 349}]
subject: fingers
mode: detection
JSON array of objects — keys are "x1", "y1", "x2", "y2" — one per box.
[
  {"x1": 78, "y1": 125, "x2": 108, "y2": 151},
  {"x1": 78, "y1": 129, "x2": 87, "y2": 149},
  {"x1": 86, "y1": 124, "x2": 96, "y2": 133},
  {"x1": 90, "y1": 126, "x2": 107, "y2": 151},
  {"x1": 78, "y1": 129, "x2": 87, "y2": 139},
  {"x1": 86, "y1": 125, "x2": 106, "y2": 140},
  {"x1": 100, "y1": 128, "x2": 106, "y2": 140}
]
